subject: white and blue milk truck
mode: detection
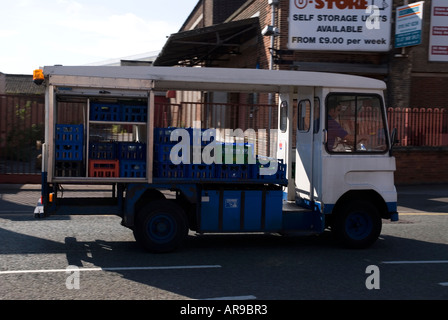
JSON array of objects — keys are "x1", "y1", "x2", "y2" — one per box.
[{"x1": 33, "y1": 66, "x2": 398, "y2": 252}]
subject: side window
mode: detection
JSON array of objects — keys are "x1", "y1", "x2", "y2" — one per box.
[
  {"x1": 280, "y1": 100, "x2": 288, "y2": 133},
  {"x1": 326, "y1": 94, "x2": 388, "y2": 153},
  {"x1": 298, "y1": 100, "x2": 310, "y2": 132},
  {"x1": 313, "y1": 97, "x2": 320, "y2": 134}
]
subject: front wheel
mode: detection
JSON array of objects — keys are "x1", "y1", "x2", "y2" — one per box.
[
  {"x1": 134, "y1": 199, "x2": 188, "y2": 253},
  {"x1": 332, "y1": 200, "x2": 382, "y2": 249}
]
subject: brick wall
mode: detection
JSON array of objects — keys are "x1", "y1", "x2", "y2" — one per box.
[
  {"x1": 394, "y1": 147, "x2": 448, "y2": 185},
  {"x1": 411, "y1": 76, "x2": 448, "y2": 107}
]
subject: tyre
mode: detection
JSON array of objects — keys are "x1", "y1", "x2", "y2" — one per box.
[
  {"x1": 134, "y1": 199, "x2": 188, "y2": 253},
  {"x1": 332, "y1": 200, "x2": 382, "y2": 249}
]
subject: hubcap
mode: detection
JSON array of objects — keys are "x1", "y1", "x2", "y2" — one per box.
[
  {"x1": 345, "y1": 212, "x2": 372, "y2": 240},
  {"x1": 148, "y1": 214, "x2": 176, "y2": 243}
]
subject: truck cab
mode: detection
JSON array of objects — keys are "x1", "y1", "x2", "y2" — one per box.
[{"x1": 277, "y1": 84, "x2": 397, "y2": 248}]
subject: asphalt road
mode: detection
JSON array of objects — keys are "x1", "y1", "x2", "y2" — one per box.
[{"x1": 0, "y1": 184, "x2": 447, "y2": 309}]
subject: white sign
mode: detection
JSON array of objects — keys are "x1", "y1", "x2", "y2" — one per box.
[
  {"x1": 395, "y1": 1, "x2": 424, "y2": 48},
  {"x1": 288, "y1": 0, "x2": 392, "y2": 51},
  {"x1": 429, "y1": 0, "x2": 448, "y2": 62}
]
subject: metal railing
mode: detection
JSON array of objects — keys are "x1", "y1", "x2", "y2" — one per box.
[
  {"x1": 388, "y1": 107, "x2": 448, "y2": 147},
  {"x1": 1, "y1": 93, "x2": 448, "y2": 179}
]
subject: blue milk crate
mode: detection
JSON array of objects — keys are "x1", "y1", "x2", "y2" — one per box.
[
  {"x1": 219, "y1": 142, "x2": 255, "y2": 164},
  {"x1": 120, "y1": 160, "x2": 146, "y2": 178},
  {"x1": 154, "y1": 144, "x2": 173, "y2": 163},
  {"x1": 55, "y1": 124, "x2": 83, "y2": 143},
  {"x1": 55, "y1": 143, "x2": 83, "y2": 161},
  {"x1": 255, "y1": 158, "x2": 286, "y2": 180},
  {"x1": 122, "y1": 104, "x2": 147, "y2": 122},
  {"x1": 215, "y1": 164, "x2": 250, "y2": 180},
  {"x1": 89, "y1": 142, "x2": 117, "y2": 160},
  {"x1": 90, "y1": 103, "x2": 121, "y2": 121},
  {"x1": 55, "y1": 124, "x2": 84, "y2": 161},
  {"x1": 154, "y1": 162, "x2": 188, "y2": 178},
  {"x1": 154, "y1": 144, "x2": 189, "y2": 164},
  {"x1": 188, "y1": 164, "x2": 214, "y2": 179},
  {"x1": 117, "y1": 142, "x2": 146, "y2": 161},
  {"x1": 154, "y1": 127, "x2": 182, "y2": 144}
]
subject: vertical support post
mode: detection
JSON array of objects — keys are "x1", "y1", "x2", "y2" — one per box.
[
  {"x1": 147, "y1": 85, "x2": 155, "y2": 184},
  {"x1": 46, "y1": 84, "x2": 55, "y2": 182}
]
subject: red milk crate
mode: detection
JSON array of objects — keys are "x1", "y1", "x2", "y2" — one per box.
[{"x1": 89, "y1": 160, "x2": 119, "y2": 178}]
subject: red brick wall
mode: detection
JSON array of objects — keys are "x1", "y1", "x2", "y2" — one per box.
[
  {"x1": 394, "y1": 147, "x2": 448, "y2": 185},
  {"x1": 411, "y1": 76, "x2": 448, "y2": 108}
]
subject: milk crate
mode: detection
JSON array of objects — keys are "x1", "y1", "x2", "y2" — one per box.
[
  {"x1": 122, "y1": 104, "x2": 147, "y2": 122},
  {"x1": 55, "y1": 124, "x2": 83, "y2": 143},
  {"x1": 154, "y1": 162, "x2": 188, "y2": 178},
  {"x1": 55, "y1": 124, "x2": 83, "y2": 161},
  {"x1": 117, "y1": 142, "x2": 146, "y2": 161},
  {"x1": 215, "y1": 164, "x2": 251, "y2": 180},
  {"x1": 55, "y1": 143, "x2": 83, "y2": 161},
  {"x1": 187, "y1": 164, "x2": 214, "y2": 179},
  {"x1": 154, "y1": 127, "x2": 181, "y2": 144},
  {"x1": 253, "y1": 158, "x2": 286, "y2": 180},
  {"x1": 90, "y1": 103, "x2": 121, "y2": 121},
  {"x1": 89, "y1": 142, "x2": 117, "y2": 160},
  {"x1": 219, "y1": 142, "x2": 255, "y2": 164},
  {"x1": 120, "y1": 160, "x2": 146, "y2": 178},
  {"x1": 54, "y1": 161, "x2": 83, "y2": 177},
  {"x1": 89, "y1": 160, "x2": 119, "y2": 178}
]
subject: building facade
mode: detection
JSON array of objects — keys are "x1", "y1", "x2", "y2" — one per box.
[
  {"x1": 154, "y1": 0, "x2": 448, "y2": 185},
  {"x1": 156, "y1": 0, "x2": 448, "y2": 109}
]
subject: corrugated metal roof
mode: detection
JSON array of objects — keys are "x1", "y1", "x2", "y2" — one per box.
[{"x1": 154, "y1": 18, "x2": 259, "y2": 67}]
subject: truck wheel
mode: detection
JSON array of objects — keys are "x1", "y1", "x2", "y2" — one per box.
[
  {"x1": 332, "y1": 200, "x2": 382, "y2": 249},
  {"x1": 134, "y1": 199, "x2": 188, "y2": 253}
]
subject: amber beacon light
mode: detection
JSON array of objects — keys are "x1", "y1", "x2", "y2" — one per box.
[{"x1": 33, "y1": 69, "x2": 44, "y2": 85}]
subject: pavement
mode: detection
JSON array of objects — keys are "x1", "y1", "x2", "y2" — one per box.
[
  {"x1": 1, "y1": 183, "x2": 448, "y2": 216},
  {"x1": 395, "y1": 183, "x2": 448, "y2": 215}
]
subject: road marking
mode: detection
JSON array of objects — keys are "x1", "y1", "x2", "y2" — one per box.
[
  {"x1": 399, "y1": 212, "x2": 448, "y2": 216},
  {"x1": 204, "y1": 295, "x2": 257, "y2": 300},
  {"x1": 382, "y1": 260, "x2": 448, "y2": 264},
  {"x1": 439, "y1": 282, "x2": 448, "y2": 286},
  {"x1": 0, "y1": 211, "x2": 33, "y2": 214},
  {"x1": 0, "y1": 265, "x2": 222, "y2": 275}
]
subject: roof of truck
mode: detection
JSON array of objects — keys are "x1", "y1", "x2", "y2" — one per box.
[{"x1": 43, "y1": 66, "x2": 387, "y2": 92}]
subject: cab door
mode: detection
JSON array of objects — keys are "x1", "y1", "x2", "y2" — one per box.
[
  {"x1": 277, "y1": 90, "x2": 294, "y2": 201},
  {"x1": 295, "y1": 87, "x2": 316, "y2": 207}
]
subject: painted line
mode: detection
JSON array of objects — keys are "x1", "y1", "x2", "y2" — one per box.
[
  {"x1": 0, "y1": 211, "x2": 34, "y2": 214},
  {"x1": 382, "y1": 260, "x2": 448, "y2": 264},
  {"x1": 439, "y1": 282, "x2": 448, "y2": 286},
  {"x1": 0, "y1": 265, "x2": 222, "y2": 275},
  {"x1": 399, "y1": 212, "x2": 448, "y2": 216},
  {"x1": 204, "y1": 295, "x2": 257, "y2": 300}
]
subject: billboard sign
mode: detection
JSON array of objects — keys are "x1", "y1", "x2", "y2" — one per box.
[
  {"x1": 288, "y1": 0, "x2": 392, "y2": 52},
  {"x1": 395, "y1": 1, "x2": 424, "y2": 48},
  {"x1": 429, "y1": 0, "x2": 448, "y2": 62}
]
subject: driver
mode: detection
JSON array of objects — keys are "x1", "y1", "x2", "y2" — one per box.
[{"x1": 327, "y1": 103, "x2": 355, "y2": 151}]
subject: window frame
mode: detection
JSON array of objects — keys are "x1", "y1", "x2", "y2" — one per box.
[
  {"x1": 297, "y1": 99, "x2": 311, "y2": 133},
  {"x1": 280, "y1": 100, "x2": 288, "y2": 133},
  {"x1": 325, "y1": 93, "x2": 389, "y2": 154}
]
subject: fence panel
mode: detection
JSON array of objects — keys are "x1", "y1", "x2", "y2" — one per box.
[
  {"x1": 0, "y1": 95, "x2": 45, "y2": 178},
  {"x1": 387, "y1": 107, "x2": 448, "y2": 147}
]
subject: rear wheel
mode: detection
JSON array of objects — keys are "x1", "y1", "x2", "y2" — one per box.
[
  {"x1": 134, "y1": 199, "x2": 188, "y2": 253},
  {"x1": 332, "y1": 200, "x2": 382, "y2": 249}
]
